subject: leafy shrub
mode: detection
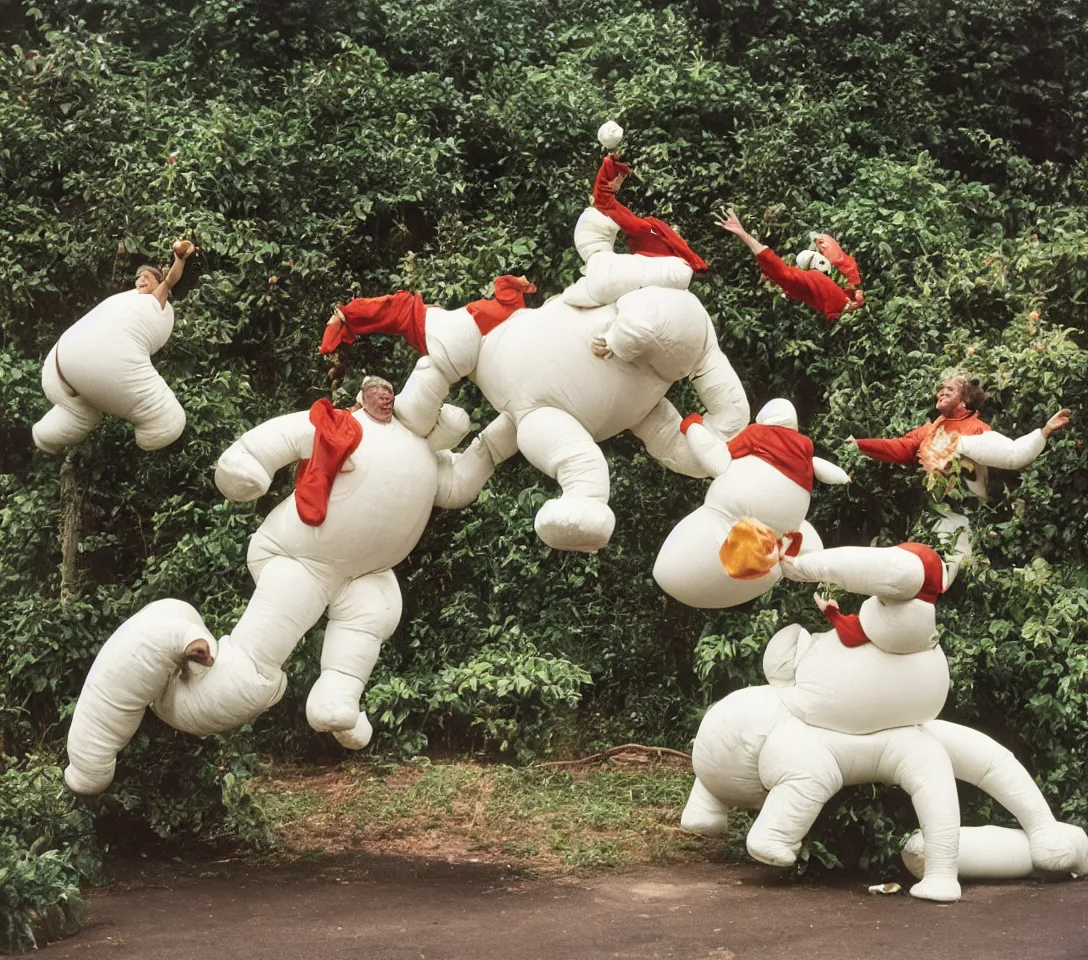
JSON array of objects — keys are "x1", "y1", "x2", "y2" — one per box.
[{"x1": 0, "y1": 757, "x2": 98, "y2": 953}]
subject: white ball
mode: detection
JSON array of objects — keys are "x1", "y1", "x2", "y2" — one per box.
[{"x1": 597, "y1": 121, "x2": 624, "y2": 150}]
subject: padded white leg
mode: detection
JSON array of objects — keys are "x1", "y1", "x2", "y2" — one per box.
[
  {"x1": 153, "y1": 556, "x2": 329, "y2": 735},
  {"x1": 395, "y1": 356, "x2": 452, "y2": 437},
  {"x1": 306, "y1": 569, "x2": 402, "y2": 749},
  {"x1": 516, "y1": 406, "x2": 615, "y2": 552},
  {"x1": 33, "y1": 347, "x2": 102, "y2": 454},
  {"x1": 681, "y1": 777, "x2": 731, "y2": 836},
  {"x1": 131, "y1": 378, "x2": 186, "y2": 450}
]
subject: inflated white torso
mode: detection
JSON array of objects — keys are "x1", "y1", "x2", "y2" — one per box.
[
  {"x1": 472, "y1": 297, "x2": 668, "y2": 439},
  {"x1": 706, "y1": 458, "x2": 811, "y2": 534},
  {"x1": 252, "y1": 414, "x2": 438, "y2": 577}
]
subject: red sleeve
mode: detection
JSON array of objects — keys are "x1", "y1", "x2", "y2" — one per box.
[
  {"x1": 319, "y1": 318, "x2": 351, "y2": 355},
  {"x1": 592, "y1": 157, "x2": 649, "y2": 236},
  {"x1": 854, "y1": 426, "x2": 928, "y2": 465},
  {"x1": 755, "y1": 248, "x2": 812, "y2": 300},
  {"x1": 823, "y1": 607, "x2": 870, "y2": 648}
]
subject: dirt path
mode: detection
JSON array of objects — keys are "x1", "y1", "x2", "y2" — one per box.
[{"x1": 32, "y1": 853, "x2": 1088, "y2": 960}]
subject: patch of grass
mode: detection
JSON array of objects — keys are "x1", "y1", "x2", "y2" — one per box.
[{"x1": 252, "y1": 752, "x2": 747, "y2": 873}]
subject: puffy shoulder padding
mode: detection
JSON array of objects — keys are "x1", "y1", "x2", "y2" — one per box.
[
  {"x1": 605, "y1": 287, "x2": 712, "y2": 381},
  {"x1": 779, "y1": 630, "x2": 949, "y2": 734},
  {"x1": 573, "y1": 206, "x2": 621, "y2": 263}
]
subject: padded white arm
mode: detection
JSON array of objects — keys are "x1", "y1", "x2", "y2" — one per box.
[
  {"x1": 215, "y1": 411, "x2": 314, "y2": 501},
  {"x1": 957, "y1": 429, "x2": 1046, "y2": 470},
  {"x1": 682, "y1": 421, "x2": 733, "y2": 479},
  {"x1": 434, "y1": 413, "x2": 518, "y2": 509},
  {"x1": 690, "y1": 321, "x2": 750, "y2": 440},
  {"x1": 782, "y1": 545, "x2": 924, "y2": 601},
  {"x1": 630, "y1": 399, "x2": 710, "y2": 479},
  {"x1": 812, "y1": 456, "x2": 850, "y2": 485}
]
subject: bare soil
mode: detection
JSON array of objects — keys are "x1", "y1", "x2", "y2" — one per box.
[{"x1": 32, "y1": 850, "x2": 1088, "y2": 960}]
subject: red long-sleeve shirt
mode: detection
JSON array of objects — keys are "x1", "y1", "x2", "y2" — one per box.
[
  {"x1": 855, "y1": 411, "x2": 991, "y2": 467},
  {"x1": 755, "y1": 248, "x2": 851, "y2": 322},
  {"x1": 321, "y1": 290, "x2": 428, "y2": 356}
]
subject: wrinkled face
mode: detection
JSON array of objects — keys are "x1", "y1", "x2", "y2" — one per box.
[
  {"x1": 362, "y1": 386, "x2": 394, "y2": 423},
  {"x1": 935, "y1": 379, "x2": 967, "y2": 418},
  {"x1": 134, "y1": 269, "x2": 159, "y2": 294}
]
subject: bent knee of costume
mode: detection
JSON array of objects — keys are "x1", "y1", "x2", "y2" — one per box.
[
  {"x1": 132, "y1": 384, "x2": 186, "y2": 450},
  {"x1": 152, "y1": 638, "x2": 288, "y2": 735},
  {"x1": 33, "y1": 346, "x2": 103, "y2": 453}
]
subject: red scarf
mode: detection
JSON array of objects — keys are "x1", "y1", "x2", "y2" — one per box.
[
  {"x1": 295, "y1": 399, "x2": 362, "y2": 526},
  {"x1": 727, "y1": 423, "x2": 815, "y2": 492}
]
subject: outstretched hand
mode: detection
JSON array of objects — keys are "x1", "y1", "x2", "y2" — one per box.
[
  {"x1": 812, "y1": 591, "x2": 838, "y2": 614},
  {"x1": 1042, "y1": 407, "x2": 1071, "y2": 439},
  {"x1": 172, "y1": 239, "x2": 195, "y2": 260},
  {"x1": 713, "y1": 207, "x2": 746, "y2": 237}
]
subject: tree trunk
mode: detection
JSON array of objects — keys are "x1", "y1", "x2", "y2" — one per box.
[{"x1": 59, "y1": 455, "x2": 84, "y2": 603}]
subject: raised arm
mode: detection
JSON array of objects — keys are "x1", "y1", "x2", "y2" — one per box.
[
  {"x1": 956, "y1": 409, "x2": 1070, "y2": 469},
  {"x1": 151, "y1": 239, "x2": 194, "y2": 309},
  {"x1": 713, "y1": 208, "x2": 767, "y2": 256},
  {"x1": 592, "y1": 155, "x2": 647, "y2": 236},
  {"x1": 215, "y1": 411, "x2": 316, "y2": 501}
]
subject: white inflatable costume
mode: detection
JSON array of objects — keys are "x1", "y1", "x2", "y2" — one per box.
[
  {"x1": 681, "y1": 544, "x2": 1087, "y2": 901},
  {"x1": 33, "y1": 289, "x2": 186, "y2": 453},
  {"x1": 855, "y1": 406, "x2": 1064, "y2": 583},
  {"x1": 653, "y1": 399, "x2": 849, "y2": 608},
  {"x1": 470, "y1": 285, "x2": 750, "y2": 552},
  {"x1": 64, "y1": 401, "x2": 503, "y2": 795}
]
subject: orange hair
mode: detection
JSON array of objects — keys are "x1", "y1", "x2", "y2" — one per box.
[{"x1": 719, "y1": 518, "x2": 802, "y2": 580}]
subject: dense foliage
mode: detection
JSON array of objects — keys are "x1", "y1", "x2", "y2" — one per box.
[{"x1": 1, "y1": 0, "x2": 1086, "y2": 946}]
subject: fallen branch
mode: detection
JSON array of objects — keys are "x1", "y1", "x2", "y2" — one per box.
[{"x1": 536, "y1": 743, "x2": 691, "y2": 769}]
